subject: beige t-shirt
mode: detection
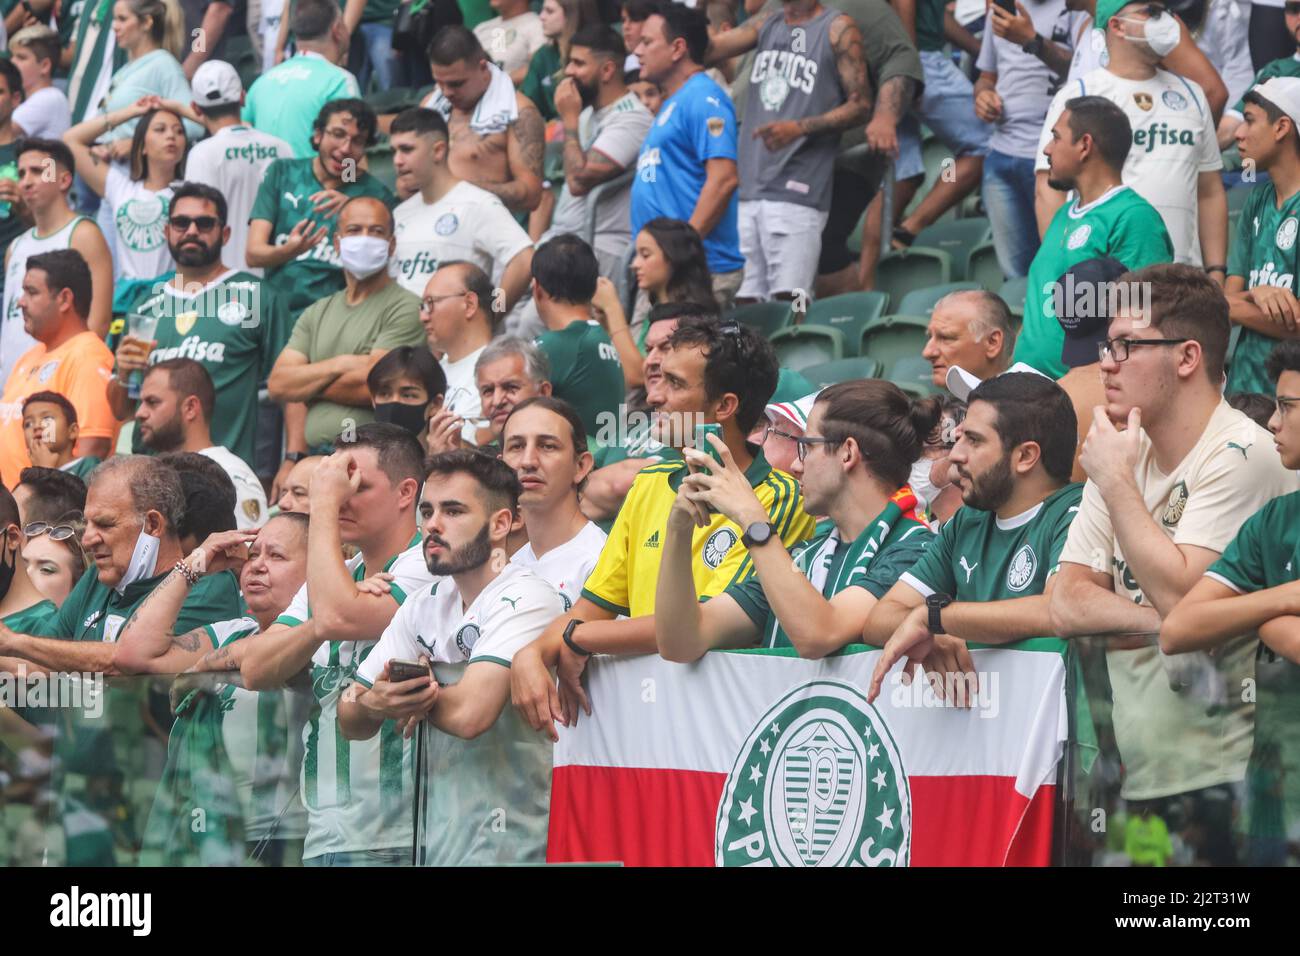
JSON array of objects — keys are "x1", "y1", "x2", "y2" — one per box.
[{"x1": 1059, "y1": 400, "x2": 1300, "y2": 800}]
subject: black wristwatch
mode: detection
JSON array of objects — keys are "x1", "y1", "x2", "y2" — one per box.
[
  {"x1": 563, "y1": 618, "x2": 592, "y2": 656},
  {"x1": 926, "y1": 593, "x2": 952, "y2": 634},
  {"x1": 1022, "y1": 34, "x2": 1044, "y2": 56},
  {"x1": 284, "y1": 451, "x2": 309, "y2": 463},
  {"x1": 741, "y1": 521, "x2": 775, "y2": 549}
]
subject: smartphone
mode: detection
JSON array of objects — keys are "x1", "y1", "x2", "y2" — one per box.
[
  {"x1": 694, "y1": 423, "x2": 725, "y2": 472},
  {"x1": 388, "y1": 659, "x2": 432, "y2": 683},
  {"x1": 993, "y1": 0, "x2": 1016, "y2": 14}
]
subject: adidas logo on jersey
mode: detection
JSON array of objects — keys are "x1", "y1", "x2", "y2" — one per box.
[{"x1": 645, "y1": 530, "x2": 661, "y2": 549}]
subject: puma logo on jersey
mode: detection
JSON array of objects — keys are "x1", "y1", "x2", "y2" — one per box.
[
  {"x1": 644, "y1": 530, "x2": 660, "y2": 549},
  {"x1": 959, "y1": 555, "x2": 978, "y2": 582},
  {"x1": 500, "y1": 595, "x2": 520, "y2": 610},
  {"x1": 1227, "y1": 441, "x2": 1252, "y2": 459},
  {"x1": 284, "y1": 192, "x2": 301, "y2": 209}
]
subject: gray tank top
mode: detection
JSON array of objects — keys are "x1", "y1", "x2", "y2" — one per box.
[{"x1": 737, "y1": 4, "x2": 845, "y2": 211}]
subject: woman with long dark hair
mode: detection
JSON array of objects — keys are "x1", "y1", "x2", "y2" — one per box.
[{"x1": 629, "y1": 217, "x2": 716, "y2": 347}]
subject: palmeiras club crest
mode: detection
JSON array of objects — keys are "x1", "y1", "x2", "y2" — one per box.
[{"x1": 715, "y1": 680, "x2": 910, "y2": 866}]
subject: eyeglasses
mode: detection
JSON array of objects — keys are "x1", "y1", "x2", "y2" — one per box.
[
  {"x1": 1098, "y1": 337, "x2": 1191, "y2": 363},
  {"x1": 168, "y1": 215, "x2": 220, "y2": 232},
  {"x1": 420, "y1": 291, "x2": 468, "y2": 312},
  {"x1": 761, "y1": 424, "x2": 799, "y2": 444},
  {"x1": 793, "y1": 434, "x2": 841, "y2": 462},
  {"x1": 1277, "y1": 395, "x2": 1300, "y2": 418},
  {"x1": 23, "y1": 521, "x2": 78, "y2": 541}
]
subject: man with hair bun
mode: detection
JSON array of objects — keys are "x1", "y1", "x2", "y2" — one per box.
[{"x1": 657, "y1": 379, "x2": 938, "y2": 662}]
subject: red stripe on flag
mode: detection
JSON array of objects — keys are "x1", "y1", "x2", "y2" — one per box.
[
  {"x1": 908, "y1": 776, "x2": 1056, "y2": 866},
  {"x1": 548, "y1": 765, "x2": 724, "y2": 866},
  {"x1": 549, "y1": 766, "x2": 1056, "y2": 866}
]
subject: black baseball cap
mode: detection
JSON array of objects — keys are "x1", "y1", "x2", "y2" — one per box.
[{"x1": 1055, "y1": 257, "x2": 1129, "y2": 369}]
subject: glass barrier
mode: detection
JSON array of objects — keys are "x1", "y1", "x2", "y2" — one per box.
[
  {"x1": 1058, "y1": 634, "x2": 1299, "y2": 867},
  {"x1": 2, "y1": 634, "x2": 1295, "y2": 867}
]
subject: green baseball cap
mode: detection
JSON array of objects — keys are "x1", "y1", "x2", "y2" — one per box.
[{"x1": 1094, "y1": 0, "x2": 1142, "y2": 31}]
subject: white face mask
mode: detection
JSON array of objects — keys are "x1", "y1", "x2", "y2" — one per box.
[
  {"x1": 338, "y1": 235, "x2": 391, "y2": 279},
  {"x1": 115, "y1": 526, "x2": 161, "y2": 595},
  {"x1": 908, "y1": 457, "x2": 950, "y2": 512},
  {"x1": 1119, "y1": 11, "x2": 1180, "y2": 57}
]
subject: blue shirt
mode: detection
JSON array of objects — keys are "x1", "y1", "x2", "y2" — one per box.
[{"x1": 630, "y1": 72, "x2": 743, "y2": 274}]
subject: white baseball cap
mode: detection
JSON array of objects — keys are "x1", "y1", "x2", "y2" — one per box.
[
  {"x1": 946, "y1": 362, "x2": 1049, "y2": 401},
  {"x1": 1251, "y1": 77, "x2": 1300, "y2": 131},
  {"x1": 764, "y1": 391, "x2": 820, "y2": 432},
  {"x1": 191, "y1": 60, "x2": 243, "y2": 108}
]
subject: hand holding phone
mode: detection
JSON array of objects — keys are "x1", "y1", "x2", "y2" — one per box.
[{"x1": 387, "y1": 658, "x2": 433, "y2": 683}]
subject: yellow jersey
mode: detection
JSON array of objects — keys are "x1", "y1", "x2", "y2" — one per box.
[{"x1": 581, "y1": 450, "x2": 817, "y2": 617}]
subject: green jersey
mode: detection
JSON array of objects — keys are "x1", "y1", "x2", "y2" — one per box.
[
  {"x1": 129, "y1": 269, "x2": 293, "y2": 466},
  {"x1": 62, "y1": 456, "x2": 100, "y2": 481},
  {"x1": 520, "y1": 44, "x2": 562, "y2": 121},
  {"x1": 1016, "y1": 185, "x2": 1173, "y2": 378},
  {"x1": 727, "y1": 496, "x2": 932, "y2": 649},
  {"x1": 1232, "y1": 54, "x2": 1300, "y2": 116},
  {"x1": 0, "y1": 140, "x2": 25, "y2": 296},
  {"x1": 914, "y1": 0, "x2": 946, "y2": 51},
  {"x1": 1225, "y1": 180, "x2": 1300, "y2": 394},
  {"x1": 1206, "y1": 490, "x2": 1300, "y2": 595},
  {"x1": 42, "y1": 566, "x2": 242, "y2": 643},
  {"x1": 242, "y1": 53, "x2": 362, "y2": 158},
  {"x1": 535, "y1": 321, "x2": 625, "y2": 440},
  {"x1": 2, "y1": 599, "x2": 56, "y2": 634},
  {"x1": 287, "y1": 282, "x2": 426, "y2": 447},
  {"x1": 250, "y1": 157, "x2": 395, "y2": 319},
  {"x1": 273, "y1": 535, "x2": 429, "y2": 859},
  {"x1": 900, "y1": 483, "x2": 1083, "y2": 651}
]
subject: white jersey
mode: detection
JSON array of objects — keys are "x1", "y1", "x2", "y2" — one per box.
[
  {"x1": 200, "y1": 616, "x2": 311, "y2": 841},
  {"x1": 473, "y1": 12, "x2": 545, "y2": 75},
  {"x1": 440, "y1": 345, "x2": 486, "y2": 443},
  {"x1": 1038, "y1": 67, "x2": 1222, "y2": 265},
  {"x1": 1, "y1": 215, "x2": 91, "y2": 387},
  {"x1": 185, "y1": 125, "x2": 294, "y2": 275},
  {"x1": 103, "y1": 165, "x2": 175, "y2": 280},
  {"x1": 392, "y1": 180, "x2": 530, "y2": 298},
  {"x1": 510, "y1": 520, "x2": 607, "y2": 612},
  {"x1": 274, "y1": 535, "x2": 433, "y2": 859},
  {"x1": 199, "y1": 444, "x2": 269, "y2": 529},
  {"x1": 355, "y1": 561, "x2": 563, "y2": 685},
  {"x1": 12, "y1": 86, "x2": 70, "y2": 140}
]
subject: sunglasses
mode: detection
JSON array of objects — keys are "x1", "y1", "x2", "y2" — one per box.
[
  {"x1": 24, "y1": 521, "x2": 78, "y2": 541},
  {"x1": 168, "y1": 215, "x2": 221, "y2": 232}
]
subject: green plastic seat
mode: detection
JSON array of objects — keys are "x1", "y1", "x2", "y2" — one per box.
[
  {"x1": 769, "y1": 325, "x2": 845, "y2": 370},
  {"x1": 728, "y1": 301, "x2": 793, "y2": 338},
  {"x1": 966, "y1": 241, "x2": 1005, "y2": 292},
  {"x1": 859, "y1": 314, "x2": 931, "y2": 376},
  {"x1": 364, "y1": 142, "x2": 397, "y2": 194},
  {"x1": 895, "y1": 281, "x2": 982, "y2": 318},
  {"x1": 914, "y1": 218, "x2": 991, "y2": 279},
  {"x1": 999, "y1": 275, "x2": 1030, "y2": 318},
  {"x1": 800, "y1": 357, "x2": 884, "y2": 388},
  {"x1": 888, "y1": 355, "x2": 942, "y2": 398},
  {"x1": 874, "y1": 247, "x2": 953, "y2": 312},
  {"x1": 801, "y1": 292, "x2": 889, "y2": 356}
]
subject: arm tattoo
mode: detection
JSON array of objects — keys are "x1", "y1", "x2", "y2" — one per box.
[
  {"x1": 514, "y1": 103, "x2": 545, "y2": 179},
  {"x1": 799, "y1": 17, "x2": 872, "y2": 136},
  {"x1": 562, "y1": 133, "x2": 624, "y2": 194},
  {"x1": 196, "y1": 643, "x2": 236, "y2": 672},
  {"x1": 878, "y1": 75, "x2": 914, "y2": 119},
  {"x1": 171, "y1": 629, "x2": 205, "y2": 653}
]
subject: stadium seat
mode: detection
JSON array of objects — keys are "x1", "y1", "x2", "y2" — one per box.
[
  {"x1": 914, "y1": 218, "x2": 991, "y2": 279},
  {"x1": 800, "y1": 356, "x2": 884, "y2": 388},
  {"x1": 769, "y1": 325, "x2": 845, "y2": 370},
  {"x1": 365, "y1": 86, "x2": 424, "y2": 115},
  {"x1": 888, "y1": 355, "x2": 942, "y2": 398},
  {"x1": 364, "y1": 142, "x2": 397, "y2": 194},
  {"x1": 874, "y1": 247, "x2": 953, "y2": 310},
  {"x1": 1000, "y1": 275, "x2": 1030, "y2": 317},
  {"x1": 966, "y1": 241, "x2": 1005, "y2": 292},
  {"x1": 859, "y1": 313, "x2": 931, "y2": 375},
  {"x1": 895, "y1": 281, "x2": 981, "y2": 318},
  {"x1": 801, "y1": 291, "x2": 889, "y2": 355},
  {"x1": 729, "y1": 301, "x2": 793, "y2": 338},
  {"x1": 1226, "y1": 184, "x2": 1252, "y2": 213}
]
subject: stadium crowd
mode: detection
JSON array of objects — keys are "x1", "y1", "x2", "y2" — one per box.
[{"x1": 0, "y1": 0, "x2": 1299, "y2": 867}]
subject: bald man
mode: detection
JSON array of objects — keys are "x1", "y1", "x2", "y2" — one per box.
[
  {"x1": 268, "y1": 197, "x2": 428, "y2": 470},
  {"x1": 920, "y1": 289, "x2": 1015, "y2": 391}
]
